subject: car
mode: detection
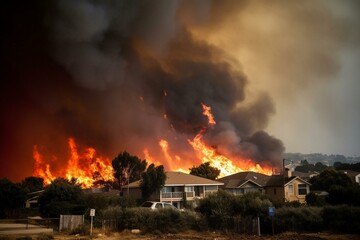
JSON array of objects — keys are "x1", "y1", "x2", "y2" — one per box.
[{"x1": 140, "y1": 201, "x2": 178, "y2": 210}]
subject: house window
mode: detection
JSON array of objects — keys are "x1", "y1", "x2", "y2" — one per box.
[
  {"x1": 298, "y1": 184, "x2": 307, "y2": 195},
  {"x1": 185, "y1": 186, "x2": 194, "y2": 192},
  {"x1": 205, "y1": 185, "x2": 217, "y2": 191},
  {"x1": 288, "y1": 184, "x2": 294, "y2": 195},
  {"x1": 163, "y1": 187, "x2": 172, "y2": 192}
]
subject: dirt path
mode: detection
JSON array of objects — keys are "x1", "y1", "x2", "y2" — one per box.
[{"x1": 53, "y1": 231, "x2": 359, "y2": 240}]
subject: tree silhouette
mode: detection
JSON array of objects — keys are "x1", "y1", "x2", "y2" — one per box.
[
  {"x1": 189, "y1": 162, "x2": 220, "y2": 180},
  {"x1": 112, "y1": 151, "x2": 147, "y2": 190},
  {"x1": 140, "y1": 164, "x2": 166, "y2": 200}
]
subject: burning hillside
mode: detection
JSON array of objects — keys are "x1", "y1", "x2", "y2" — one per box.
[{"x1": 33, "y1": 103, "x2": 273, "y2": 187}]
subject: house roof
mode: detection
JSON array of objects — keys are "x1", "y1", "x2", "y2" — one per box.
[
  {"x1": 266, "y1": 175, "x2": 311, "y2": 187},
  {"x1": 339, "y1": 170, "x2": 360, "y2": 178},
  {"x1": 126, "y1": 171, "x2": 224, "y2": 188},
  {"x1": 292, "y1": 171, "x2": 319, "y2": 179},
  {"x1": 218, "y1": 171, "x2": 270, "y2": 188}
]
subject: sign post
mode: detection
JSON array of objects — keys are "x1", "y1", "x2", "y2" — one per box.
[
  {"x1": 90, "y1": 209, "x2": 95, "y2": 237},
  {"x1": 268, "y1": 207, "x2": 275, "y2": 235}
]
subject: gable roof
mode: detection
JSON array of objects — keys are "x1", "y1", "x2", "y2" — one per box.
[
  {"x1": 218, "y1": 171, "x2": 270, "y2": 188},
  {"x1": 339, "y1": 170, "x2": 360, "y2": 178},
  {"x1": 126, "y1": 171, "x2": 224, "y2": 188},
  {"x1": 165, "y1": 171, "x2": 224, "y2": 186},
  {"x1": 266, "y1": 175, "x2": 311, "y2": 187}
]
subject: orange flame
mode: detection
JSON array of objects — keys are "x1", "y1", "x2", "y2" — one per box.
[
  {"x1": 33, "y1": 137, "x2": 114, "y2": 188},
  {"x1": 201, "y1": 103, "x2": 216, "y2": 126},
  {"x1": 188, "y1": 131, "x2": 273, "y2": 177},
  {"x1": 33, "y1": 145, "x2": 55, "y2": 185},
  {"x1": 189, "y1": 103, "x2": 273, "y2": 177}
]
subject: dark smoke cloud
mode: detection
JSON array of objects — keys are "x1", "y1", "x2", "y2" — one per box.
[{"x1": 1, "y1": 0, "x2": 296, "y2": 181}]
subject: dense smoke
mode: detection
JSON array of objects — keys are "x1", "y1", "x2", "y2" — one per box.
[{"x1": 2, "y1": 0, "x2": 358, "y2": 181}]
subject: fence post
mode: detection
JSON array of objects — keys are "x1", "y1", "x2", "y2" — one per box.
[{"x1": 257, "y1": 216, "x2": 261, "y2": 236}]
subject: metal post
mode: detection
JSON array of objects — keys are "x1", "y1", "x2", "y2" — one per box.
[
  {"x1": 257, "y1": 216, "x2": 260, "y2": 236},
  {"x1": 90, "y1": 215, "x2": 93, "y2": 237}
]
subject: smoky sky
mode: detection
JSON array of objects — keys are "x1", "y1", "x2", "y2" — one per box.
[{"x1": 2, "y1": 0, "x2": 359, "y2": 181}]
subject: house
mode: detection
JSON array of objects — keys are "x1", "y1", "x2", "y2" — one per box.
[
  {"x1": 123, "y1": 171, "x2": 224, "y2": 209},
  {"x1": 218, "y1": 171, "x2": 270, "y2": 195},
  {"x1": 291, "y1": 170, "x2": 319, "y2": 181},
  {"x1": 338, "y1": 170, "x2": 360, "y2": 185},
  {"x1": 265, "y1": 175, "x2": 311, "y2": 204},
  {"x1": 25, "y1": 190, "x2": 44, "y2": 208},
  {"x1": 218, "y1": 170, "x2": 311, "y2": 204}
]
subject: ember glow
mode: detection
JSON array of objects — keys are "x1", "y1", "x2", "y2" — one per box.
[{"x1": 33, "y1": 138, "x2": 114, "y2": 188}]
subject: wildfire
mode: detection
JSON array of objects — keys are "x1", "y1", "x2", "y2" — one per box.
[
  {"x1": 201, "y1": 103, "x2": 216, "y2": 126},
  {"x1": 33, "y1": 103, "x2": 274, "y2": 188},
  {"x1": 188, "y1": 131, "x2": 273, "y2": 177},
  {"x1": 189, "y1": 103, "x2": 273, "y2": 177},
  {"x1": 33, "y1": 138, "x2": 114, "y2": 188}
]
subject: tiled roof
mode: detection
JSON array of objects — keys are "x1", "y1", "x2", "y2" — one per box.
[
  {"x1": 218, "y1": 171, "x2": 271, "y2": 188},
  {"x1": 126, "y1": 171, "x2": 224, "y2": 188}
]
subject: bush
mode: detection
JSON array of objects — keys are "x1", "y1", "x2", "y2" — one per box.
[
  {"x1": 100, "y1": 206, "x2": 201, "y2": 233},
  {"x1": 275, "y1": 207, "x2": 323, "y2": 232},
  {"x1": 322, "y1": 205, "x2": 360, "y2": 234},
  {"x1": 196, "y1": 190, "x2": 272, "y2": 231}
]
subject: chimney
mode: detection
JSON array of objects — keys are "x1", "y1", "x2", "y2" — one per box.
[{"x1": 285, "y1": 168, "x2": 292, "y2": 178}]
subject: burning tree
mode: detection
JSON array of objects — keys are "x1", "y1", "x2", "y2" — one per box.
[{"x1": 112, "y1": 151, "x2": 147, "y2": 190}]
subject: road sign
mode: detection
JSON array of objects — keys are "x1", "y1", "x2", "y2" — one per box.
[
  {"x1": 90, "y1": 209, "x2": 95, "y2": 217},
  {"x1": 268, "y1": 207, "x2": 275, "y2": 217}
]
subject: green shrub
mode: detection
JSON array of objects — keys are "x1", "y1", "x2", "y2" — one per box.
[
  {"x1": 100, "y1": 206, "x2": 201, "y2": 233},
  {"x1": 196, "y1": 190, "x2": 272, "y2": 231},
  {"x1": 274, "y1": 207, "x2": 323, "y2": 232},
  {"x1": 322, "y1": 205, "x2": 360, "y2": 234}
]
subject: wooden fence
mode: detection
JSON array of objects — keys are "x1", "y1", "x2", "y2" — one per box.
[{"x1": 59, "y1": 215, "x2": 84, "y2": 231}]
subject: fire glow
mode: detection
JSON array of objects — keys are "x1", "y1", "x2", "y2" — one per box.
[
  {"x1": 189, "y1": 103, "x2": 273, "y2": 177},
  {"x1": 33, "y1": 103, "x2": 273, "y2": 187},
  {"x1": 33, "y1": 138, "x2": 114, "y2": 188}
]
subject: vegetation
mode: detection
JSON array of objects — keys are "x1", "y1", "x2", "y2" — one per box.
[
  {"x1": 189, "y1": 162, "x2": 221, "y2": 180},
  {"x1": 335, "y1": 162, "x2": 360, "y2": 172},
  {"x1": 112, "y1": 151, "x2": 147, "y2": 190},
  {"x1": 309, "y1": 168, "x2": 360, "y2": 206},
  {"x1": 0, "y1": 178, "x2": 26, "y2": 218},
  {"x1": 100, "y1": 207, "x2": 200, "y2": 233},
  {"x1": 196, "y1": 190, "x2": 272, "y2": 230},
  {"x1": 295, "y1": 160, "x2": 328, "y2": 173},
  {"x1": 38, "y1": 178, "x2": 84, "y2": 217},
  {"x1": 140, "y1": 164, "x2": 166, "y2": 200}
]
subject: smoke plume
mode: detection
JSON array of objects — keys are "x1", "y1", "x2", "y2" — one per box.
[{"x1": 2, "y1": 0, "x2": 358, "y2": 181}]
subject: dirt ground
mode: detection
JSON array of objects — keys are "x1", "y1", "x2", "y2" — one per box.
[{"x1": 51, "y1": 230, "x2": 359, "y2": 240}]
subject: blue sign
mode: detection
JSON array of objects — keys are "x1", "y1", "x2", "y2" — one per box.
[{"x1": 268, "y1": 207, "x2": 275, "y2": 217}]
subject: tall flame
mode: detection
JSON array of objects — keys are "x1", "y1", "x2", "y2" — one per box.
[
  {"x1": 189, "y1": 103, "x2": 273, "y2": 177},
  {"x1": 33, "y1": 137, "x2": 114, "y2": 188},
  {"x1": 201, "y1": 103, "x2": 216, "y2": 126}
]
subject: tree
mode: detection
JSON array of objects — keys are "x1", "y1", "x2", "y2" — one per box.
[
  {"x1": 38, "y1": 178, "x2": 84, "y2": 217},
  {"x1": 112, "y1": 151, "x2": 147, "y2": 190},
  {"x1": 140, "y1": 164, "x2": 166, "y2": 200},
  {"x1": 310, "y1": 168, "x2": 353, "y2": 192},
  {"x1": 310, "y1": 168, "x2": 360, "y2": 206},
  {"x1": 189, "y1": 162, "x2": 220, "y2": 180},
  {"x1": 0, "y1": 178, "x2": 26, "y2": 218},
  {"x1": 21, "y1": 176, "x2": 44, "y2": 193}
]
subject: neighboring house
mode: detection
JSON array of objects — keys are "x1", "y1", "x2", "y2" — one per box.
[
  {"x1": 25, "y1": 190, "x2": 44, "y2": 208},
  {"x1": 218, "y1": 170, "x2": 311, "y2": 204},
  {"x1": 218, "y1": 171, "x2": 270, "y2": 195},
  {"x1": 291, "y1": 170, "x2": 319, "y2": 181},
  {"x1": 123, "y1": 171, "x2": 224, "y2": 209},
  {"x1": 338, "y1": 170, "x2": 360, "y2": 185},
  {"x1": 265, "y1": 175, "x2": 311, "y2": 204}
]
